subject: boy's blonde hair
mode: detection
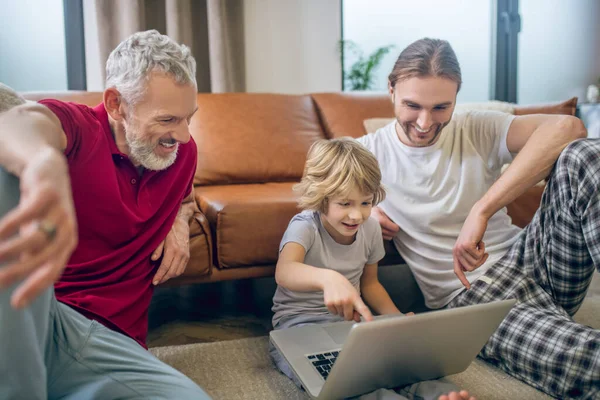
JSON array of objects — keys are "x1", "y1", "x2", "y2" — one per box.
[{"x1": 294, "y1": 138, "x2": 386, "y2": 213}]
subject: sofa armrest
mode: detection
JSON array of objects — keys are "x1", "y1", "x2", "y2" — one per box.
[{"x1": 190, "y1": 209, "x2": 213, "y2": 262}]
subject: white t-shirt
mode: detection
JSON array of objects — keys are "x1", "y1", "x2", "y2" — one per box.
[{"x1": 357, "y1": 111, "x2": 523, "y2": 309}]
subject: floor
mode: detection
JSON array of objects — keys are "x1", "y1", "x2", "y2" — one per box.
[
  {"x1": 146, "y1": 265, "x2": 425, "y2": 348},
  {"x1": 147, "y1": 277, "x2": 276, "y2": 348},
  {"x1": 147, "y1": 268, "x2": 600, "y2": 349}
]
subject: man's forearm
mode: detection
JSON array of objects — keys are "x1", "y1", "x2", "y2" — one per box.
[
  {"x1": 0, "y1": 85, "x2": 66, "y2": 176},
  {"x1": 177, "y1": 199, "x2": 196, "y2": 223},
  {"x1": 476, "y1": 116, "x2": 586, "y2": 219}
]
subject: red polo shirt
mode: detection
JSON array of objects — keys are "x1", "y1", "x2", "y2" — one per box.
[{"x1": 40, "y1": 99, "x2": 197, "y2": 348}]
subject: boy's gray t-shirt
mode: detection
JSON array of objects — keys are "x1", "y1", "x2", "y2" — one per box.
[{"x1": 272, "y1": 210, "x2": 386, "y2": 328}]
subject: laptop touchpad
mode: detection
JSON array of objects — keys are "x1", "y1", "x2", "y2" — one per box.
[{"x1": 323, "y1": 323, "x2": 353, "y2": 345}]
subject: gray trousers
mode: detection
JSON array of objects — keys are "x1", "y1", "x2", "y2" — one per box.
[
  {"x1": 0, "y1": 166, "x2": 210, "y2": 400},
  {"x1": 0, "y1": 284, "x2": 211, "y2": 400},
  {"x1": 270, "y1": 313, "x2": 459, "y2": 400}
]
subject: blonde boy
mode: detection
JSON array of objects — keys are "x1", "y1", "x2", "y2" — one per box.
[
  {"x1": 270, "y1": 138, "x2": 474, "y2": 400},
  {"x1": 272, "y1": 138, "x2": 397, "y2": 330}
]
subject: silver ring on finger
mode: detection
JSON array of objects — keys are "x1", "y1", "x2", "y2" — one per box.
[{"x1": 37, "y1": 220, "x2": 57, "y2": 241}]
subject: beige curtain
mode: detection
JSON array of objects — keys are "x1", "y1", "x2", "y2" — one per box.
[{"x1": 93, "y1": 0, "x2": 245, "y2": 92}]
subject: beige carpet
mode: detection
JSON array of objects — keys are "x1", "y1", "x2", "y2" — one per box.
[{"x1": 151, "y1": 274, "x2": 599, "y2": 399}]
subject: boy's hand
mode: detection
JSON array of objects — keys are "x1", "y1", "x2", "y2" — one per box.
[{"x1": 322, "y1": 270, "x2": 373, "y2": 322}]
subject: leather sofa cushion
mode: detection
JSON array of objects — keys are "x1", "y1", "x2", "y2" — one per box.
[
  {"x1": 190, "y1": 94, "x2": 326, "y2": 185},
  {"x1": 311, "y1": 93, "x2": 394, "y2": 138},
  {"x1": 195, "y1": 182, "x2": 301, "y2": 268},
  {"x1": 506, "y1": 185, "x2": 545, "y2": 228},
  {"x1": 197, "y1": 182, "x2": 406, "y2": 269}
]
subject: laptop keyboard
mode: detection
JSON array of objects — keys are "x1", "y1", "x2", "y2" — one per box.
[{"x1": 306, "y1": 350, "x2": 341, "y2": 380}]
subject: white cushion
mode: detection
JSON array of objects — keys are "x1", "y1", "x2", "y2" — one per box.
[
  {"x1": 454, "y1": 100, "x2": 515, "y2": 114},
  {"x1": 363, "y1": 118, "x2": 395, "y2": 133}
]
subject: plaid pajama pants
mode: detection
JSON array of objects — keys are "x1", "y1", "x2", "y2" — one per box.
[{"x1": 447, "y1": 139, "x2": 600, "y2": 399}]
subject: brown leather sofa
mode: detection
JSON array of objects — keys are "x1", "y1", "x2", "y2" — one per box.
[{"x1": 21, "y1": 91, "x2": 578, "y2": 286}]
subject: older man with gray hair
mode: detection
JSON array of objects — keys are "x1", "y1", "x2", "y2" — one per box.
[{"x1": 0, "y1": 30, "x2": 210, "y2": 399}]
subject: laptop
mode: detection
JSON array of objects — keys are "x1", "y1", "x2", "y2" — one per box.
[{"x1": 270, "y1": 298, "x2": 515, "y2": 399}]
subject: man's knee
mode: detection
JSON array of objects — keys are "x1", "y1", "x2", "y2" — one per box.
[
  {"x1": 145, "y1": 374, "x2": 211, "y2": 399},
  {"x1": 550, "y1": 139, "x2": 600, "y2": 207},
  {"x1": 556, "y1": 139, "x2": 600, "y2": 173},
  {"x1": 113, "y1": 349, "x2": 211, "y2": 399}
]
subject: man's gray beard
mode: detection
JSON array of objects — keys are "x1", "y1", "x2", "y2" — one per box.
[{"x1": 127, "y1": 136, "x2": 178, "y2": 171}]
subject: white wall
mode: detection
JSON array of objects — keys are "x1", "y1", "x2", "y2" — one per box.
[
  {"x1": 518, "y1": 0, "x2": 600, "y2": 104},
  {"x1": 243, "y1": 0, "x2": 342, "y2": 94},
  {"x1": 343, "y1": 0, "x2": 492, "y2": 102},
  {"x1": 83, "y1": 0, "x2": 103, "y2": 91},
  {"x1": 0, "y1": 0, "x2": 67, "y2": 91}
]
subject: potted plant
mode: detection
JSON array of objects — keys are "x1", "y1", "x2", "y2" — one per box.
[{"x1": 339, "y1": 40, "x2": 395, "y2": 91}]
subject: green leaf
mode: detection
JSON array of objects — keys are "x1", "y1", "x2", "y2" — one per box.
[{"x1": 339, "y1": 40, "x2": 395, "y2": 91}]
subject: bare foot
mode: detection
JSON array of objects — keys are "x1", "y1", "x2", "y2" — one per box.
[{"x1": 438, "y1": 390, "x2": 476, "y2": 400}]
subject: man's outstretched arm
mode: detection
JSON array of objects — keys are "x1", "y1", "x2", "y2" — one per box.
[
  {"x1": 0, "y1": 83, "x2": 27, "y2": 113},
  {"x1": 454, "y1": 114, "x2": 586, "y2": 288},
  {"x1": 0, "y1": 83, "x2": 77, "y2": 308},
  {"x1": 481, "y1": 114, "x2": 586, "y2": 217},
  {"x1": 0, "y1": 83, "x2": 67, "y2": 174}
]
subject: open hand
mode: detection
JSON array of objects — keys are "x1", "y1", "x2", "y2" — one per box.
[
  {"x1": 323, "y1": 270, "x2": 373, "y2": 322},
  {"x1": 453, "y1": 206, "x2": 489, "y2": 289},
  {"x1": 0, "y1": 148, "x2": 77, "y2": 308},
  {"x1": 151, "y1": 216, "x2": 190, "y2": 285}
]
